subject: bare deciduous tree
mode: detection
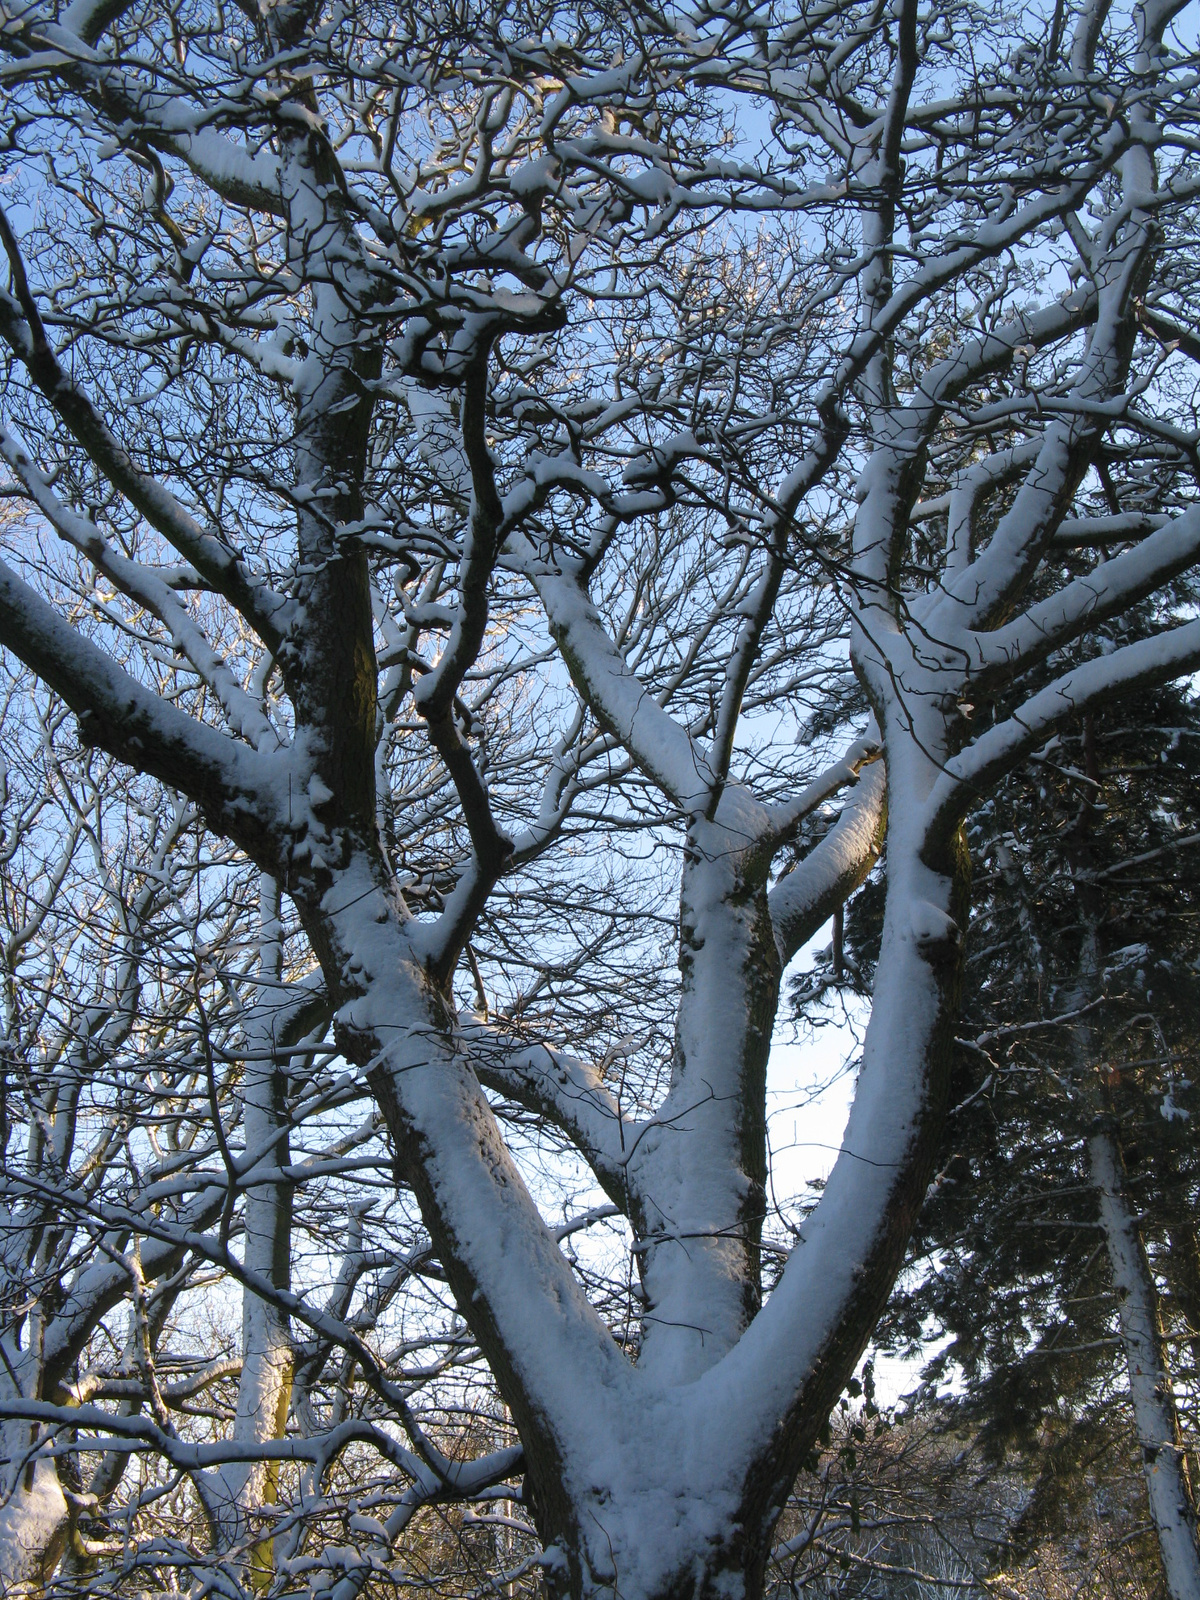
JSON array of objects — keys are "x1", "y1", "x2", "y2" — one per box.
[{"x1": 2, "y1": 0, "x2": 1200, "y2": 1595}]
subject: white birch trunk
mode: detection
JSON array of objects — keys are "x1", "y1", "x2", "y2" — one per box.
[
  {"x1": 1089, "y1": 1125, "x2": 1200, "y2": 1600},
  {"x1": 1069, "y1": 749, "x2": 1200, "y2": 1600},
  {"x1": 201, "y1": 875, "x2": 293, "y2": 1575}
]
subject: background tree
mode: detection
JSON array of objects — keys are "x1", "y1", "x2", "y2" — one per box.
[
  {"x1": 0, "y1": 665, "x2": 515, "y2": 1596},
  {"x1": 845, "y1": 638, "x2": 1200, "y2": 1597}
]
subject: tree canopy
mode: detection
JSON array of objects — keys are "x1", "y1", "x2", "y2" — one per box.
[{"x1": 2, "y1": 0, "x2": 1200, "y2": 1596}]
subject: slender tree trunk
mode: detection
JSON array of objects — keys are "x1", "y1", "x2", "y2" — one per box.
[
  {"x1": 1089, "y1": 1124, "x2": 1200, "y2": 1600},
  {"x1": 1167, "y1": 1223, "x2": 1200, "y2": 1496},
  {"x1": 201, "y1": 875, "x2": 293, "y2": 1577},
  {"x1": 1068, "y1": 760, "x2": 1200, "y2": 1600}
]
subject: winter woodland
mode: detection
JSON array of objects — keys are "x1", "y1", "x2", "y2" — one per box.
[{"x1": 1, "y1": 0, "x2": 1200, "y2": 1596}]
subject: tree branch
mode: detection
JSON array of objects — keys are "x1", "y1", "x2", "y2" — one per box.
[{"x1": 0, "y1": 558, "x2": 289, "y2": 865}]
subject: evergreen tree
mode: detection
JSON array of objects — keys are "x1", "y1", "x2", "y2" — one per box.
[{"x1": 808, "y1": 597, "x2": 1200, "y2": 1595}]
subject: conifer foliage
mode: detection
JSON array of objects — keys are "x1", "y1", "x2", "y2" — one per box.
[{"x1": 870, "y1": 647, "x2": 1200, "y2": 1595}]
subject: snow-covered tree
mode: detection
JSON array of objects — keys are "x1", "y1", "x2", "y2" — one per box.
[{"x1": 3, "y1": 0, "x2": 1200, "y2": 1596}]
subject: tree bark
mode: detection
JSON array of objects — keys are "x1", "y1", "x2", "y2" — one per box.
[
  {"x1": 1089, "y1": 1124, "x2": 1200, "y2": 1600},
  {"x1": 1067, "y1": 713, "x2": 1200, "y2": 1600},
  {"x1": 200, "y1": 876, "x2": 294, "y2": 1578},
  {"x1": 0, "y1": 1431, "x2": 67, "y2": 1595}
]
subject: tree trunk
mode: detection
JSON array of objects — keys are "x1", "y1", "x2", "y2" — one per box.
[
  {"x1": 630, "y1": 820, "x2": 781, "y2": 1382},
  {"x1": 1167, "y1": 1223, "x2": 1200, "y2": 1497},
  {"x1": 200, "y1": 876, "x2": 293, "y2": 1578},
  {"x1": 1089, "y1": 1123, "x2": 1200, "y2": 1600},
  {"x1": 0, "y1": 1430, "x2": 67, "y2": 1595},
  {"x1": 1067, "y1": 757, "x2": 1200, "y2": 1600}
]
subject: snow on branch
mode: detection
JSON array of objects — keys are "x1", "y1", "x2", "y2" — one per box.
[
  {"x1": 460, "y1": 1017, "x2": 634, "y2": 1203},
  {"x1": 971, "y1": 503, "x2": 1200, "y2": 680},
  {"x1": 0, "y1": 559, "x2": 292, "y2": 863},
  {"x1": 928, "y1": 619, "x2": 1200, "y2": 838},
  {"x1": 530, "y1": 558, "x2": 719, "y2": 815},
  {"x1": 770, "y1": 758, "x2": 887, "y2": 967},
  {"x1": 0, "y1": 239, "x2": 287, "y2": 651}
]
